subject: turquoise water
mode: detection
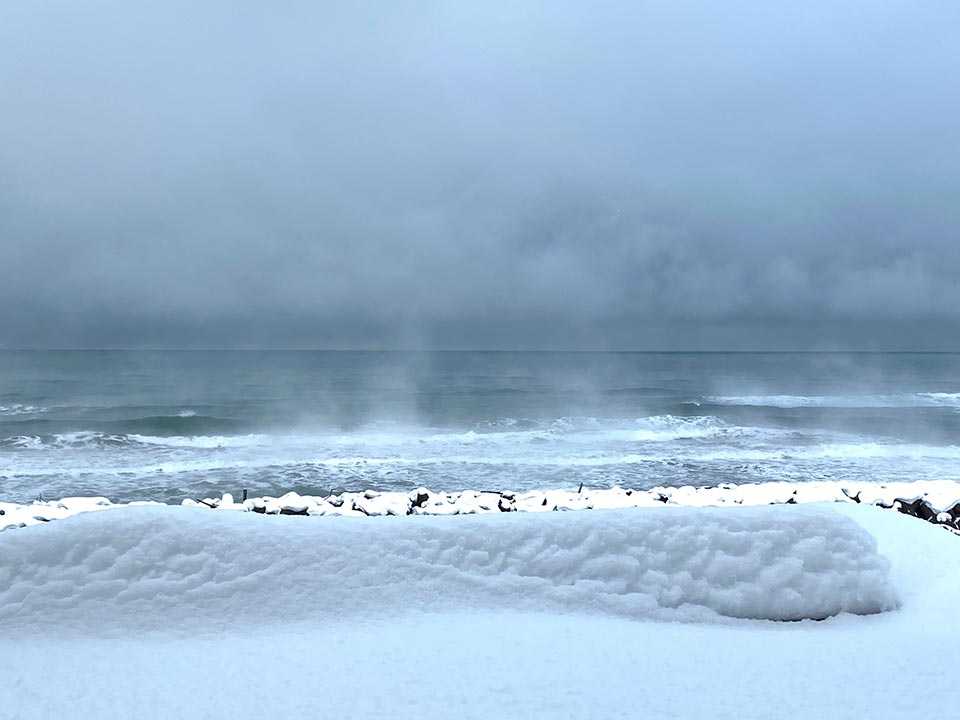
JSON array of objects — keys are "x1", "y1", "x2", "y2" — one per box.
[{"x1": 1, "y1": 351, "x2": 959, "y2": 503}]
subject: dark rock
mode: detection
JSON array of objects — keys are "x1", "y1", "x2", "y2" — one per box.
[
  {"x1": 841, "y1": 488, "x2": 862, "y2": 504},
  {"x1": 279, "y1": 507, "x2": 309, "y2": 516},
  {"x1": 915, "y1": 500, "x2": 939, "y2": 522},
  {"x1": 894, "y1": 497, "x2": 938, "y2": 522}
]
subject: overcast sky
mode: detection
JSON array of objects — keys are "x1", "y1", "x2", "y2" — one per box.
[{"x1": 1, "y1": 1, "x2": 958, "y2": 349}]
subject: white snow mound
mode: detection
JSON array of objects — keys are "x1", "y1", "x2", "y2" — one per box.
[{"x1": 0, "y1": 505, "x2": 897, "y2": 633}]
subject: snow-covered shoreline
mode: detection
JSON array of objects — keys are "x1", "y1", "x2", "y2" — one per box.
[
  {"x1": 3, "y1": 487, "x2": 960, "y2": 718},
  {"x1": 4, "y1": 480, "x2": 960, "y2": 533}
]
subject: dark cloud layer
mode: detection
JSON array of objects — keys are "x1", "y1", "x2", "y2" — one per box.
[{"x1": 1, "y1": 1, "x2": 959, "y2": 349}]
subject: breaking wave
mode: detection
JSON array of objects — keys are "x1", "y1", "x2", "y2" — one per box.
[
  {"x1": 701, "y1": 393, "x2": 960, "y2": 409},
  {"x1": 0, "y1": 415, "x2": 749, "y2": 452},
  {"x1": 103, "y1": 414, "x2": 244, "y2": 435}
]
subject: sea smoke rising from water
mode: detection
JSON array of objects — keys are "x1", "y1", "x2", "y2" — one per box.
[{"x1": 1, "y1": 351, "x2": 958, "y2": 504}]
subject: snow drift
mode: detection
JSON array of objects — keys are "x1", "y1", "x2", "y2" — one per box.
[{"x1": 0, "y1": 505, "x2": 897, "y2": 633}]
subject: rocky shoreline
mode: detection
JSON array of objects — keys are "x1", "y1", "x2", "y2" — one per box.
[{"x1": 4, "y1": 480, "x2": 960, "y2": 534}]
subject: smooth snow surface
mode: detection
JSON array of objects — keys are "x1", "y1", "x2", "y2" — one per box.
[
  {"x1": 1, "y1": 505, "x2": 956, "y2": 720},
  {"x1": 0, "y1": 506, "x2": 895, "y2": 632}
]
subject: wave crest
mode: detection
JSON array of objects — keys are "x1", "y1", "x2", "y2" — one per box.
[
  {"x1": 0, "y1": 404, "x2": 48, "y2": 416},
  {"x1": 702, "y1": 393, "x2": 960, "y2": 409}
]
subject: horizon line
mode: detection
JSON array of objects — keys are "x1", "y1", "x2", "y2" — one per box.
[{"x1": 1, "y1": 347, "x2": 958, "y2": 354}]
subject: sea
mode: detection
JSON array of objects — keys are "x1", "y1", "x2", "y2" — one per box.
[{"x1": 1, "y1": 350, "x2": 958, "y2": 504}]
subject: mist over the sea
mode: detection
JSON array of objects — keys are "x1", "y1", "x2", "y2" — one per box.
[
  {"x1": 2, "y1": 350, "x2": 958, "y2": 504},
  {"x1": 2, "y1": 1, "x2": 959, "y2": 350}
]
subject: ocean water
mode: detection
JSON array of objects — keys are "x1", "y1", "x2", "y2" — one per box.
[{"x1": 1, "y1": 350, "x2": 959, "y2": 504}]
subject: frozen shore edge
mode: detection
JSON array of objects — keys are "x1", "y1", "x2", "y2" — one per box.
[{"x1": 3, "y1": 480, "x2": 960, "y2": 534}]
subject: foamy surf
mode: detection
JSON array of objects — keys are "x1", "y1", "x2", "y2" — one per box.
[{"x1": 3, "y1": 423, "x2": 960, "y2": 504}]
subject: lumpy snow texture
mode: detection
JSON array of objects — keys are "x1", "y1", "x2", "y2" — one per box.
[{"x1": 0, "y1": 505, "x2": 896, "y2": 632}]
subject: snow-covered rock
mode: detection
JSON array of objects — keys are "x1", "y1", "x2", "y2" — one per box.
[{"x1": 5, "y1": 480, "x2": 960, "y2": 533}]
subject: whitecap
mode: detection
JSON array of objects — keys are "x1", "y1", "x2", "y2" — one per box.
[
  {"x1": 127, "y1": 433, "x2": 270, "y2": 449},
  {"x1": 704, "y1": 393, "x2": 960, "y2": 408},
  {"x1": 0, "y1": 404, "x2": 49, "y2": 416}
]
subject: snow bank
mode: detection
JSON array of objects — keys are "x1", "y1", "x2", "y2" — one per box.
[{"x1": 0, "y1": 504, "x2": 896, "y2": 633}]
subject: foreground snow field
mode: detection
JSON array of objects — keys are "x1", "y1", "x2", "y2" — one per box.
[{"x1": 1, "y1": 502, "x2": 958, "y2": 719}]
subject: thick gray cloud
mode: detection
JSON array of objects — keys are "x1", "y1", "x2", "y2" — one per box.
[{"x1": 1, "y1": 1, "x2": 959, "y2": 349}]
